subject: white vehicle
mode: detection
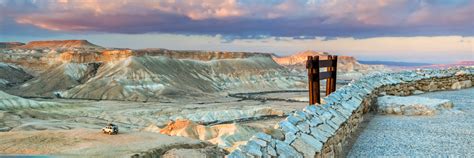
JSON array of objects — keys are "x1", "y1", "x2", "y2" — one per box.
[{"x1": 102, "y1": 123, "x2": 119, "y2": 135}]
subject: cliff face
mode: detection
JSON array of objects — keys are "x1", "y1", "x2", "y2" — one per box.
[
  {"x1": 272, "y1": 50, "x2": 388, "y2": 73},
  {"x1": 1, "y1": 40, "x2": 304, "y2": 101},
  {"x1": 0, "y1": 63, "x2": 33, "y2": 88},
  {"x1": 15, "y1": 40, "x2": 103, "y2": 50},
  {"x1": 134, "y1": 49, "x2": 271, "y2": 60},
  {"x1": 272, "y1": 51, "x2": 330, "y2": 66}
]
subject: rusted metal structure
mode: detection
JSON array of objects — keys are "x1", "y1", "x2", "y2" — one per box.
[{"x1": 306, "y1": 55, "x2": 338, "y2": 104}]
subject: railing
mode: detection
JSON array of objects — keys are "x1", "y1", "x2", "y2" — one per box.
[{"x1": 306, "y1": 55, "x2": 338, "y2": 104}]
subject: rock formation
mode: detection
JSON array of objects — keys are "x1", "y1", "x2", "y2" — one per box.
[
  {"x1": 0, "y1": 63, "x2": 33, "y2": 88},
  {"x1": 0, "y1": 40, "x2": 304, "y2": 101},
  {"x1": 14, "y1": 40, "x2": 103, "y2": 50},
  {"x1": 0, "y1": 90, "x2": 58, "y2": 111},
  {"x1": 272, "y1": 50, "x2": 389, "y2": 80},
  {"x1": 158, "y1": 119, "x2": 261, "y2": 150}
]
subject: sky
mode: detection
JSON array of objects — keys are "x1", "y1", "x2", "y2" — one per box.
[{"x1": 0, "y1": 0, "x2": 473, "y2": 63}]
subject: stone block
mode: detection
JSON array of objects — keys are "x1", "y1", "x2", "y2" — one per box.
[
  {"x1": 278, "y1": 120, "x2": 299, "y2": 134},
  {"x1": 309, "y1": 116, "x2": 323, "y2": 127},
  {"x1": 254, "y1": 132, "x2": 272, "y2": 142},
  {"x1": 318, "y1": 123, "x2": 336, "y2": 135},
  {"x1": 251, "y1": 137, "x2": 268, "y2": 147},
  {"x1": 296, "y1": 121, "x2": 311, "y2": 133},
  {"x1": 310, "y1": 127, "x2": 329, "y2": 142},
  {"x1": 303, "y1": 105, "x2": 318, "y2": 116},
  {"x1": 284, "y1": 132, "x2": 297, "y2": 144},
  {"x1": 290, "y1": 135, "x2": 322, "y2": 158},
  {"x1": 286, "y1": 115, "x2": 303, "y2": 125},
  {"x1": 227, "y1": 149, "x2": 250, "y2": 158},
  {"x1": 267, "y1": 145, "x2": 277, "y2": 157},
  {"x1": 276, "y1": 140, "x2": 303, "y2": 158},
  {"x1": 245, "y1": 140, "x2": 263, "y2": 157}
]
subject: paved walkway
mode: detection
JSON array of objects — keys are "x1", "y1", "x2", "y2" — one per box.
[{"x1": 348, "y1": 88, "x2": 474, "y2": 157}]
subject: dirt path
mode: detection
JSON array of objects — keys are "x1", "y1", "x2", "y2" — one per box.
[{"x1": 348, "y1": 88, "x2": 474, "y2": 157}]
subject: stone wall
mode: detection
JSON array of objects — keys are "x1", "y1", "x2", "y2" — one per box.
[{"x1": 227, "y1": 67, "x2": 474, "y2": 158}]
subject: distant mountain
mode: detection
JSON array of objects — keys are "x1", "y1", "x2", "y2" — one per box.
[
  {"x1": 360, "y1": 60, "x2": 474, "y2": 69},
  {"x1": 359, "y1": 60, "x2": 432, "y2": 67},
  {"x1": 272, "y1": 51, "x2": 330, "y2": 65},
  {"x1": 14, "y1": 40, "x2": 103, "y2": 50},
  {"x1": 415, "y1": 61, "x2": 474, "y2": 69},
  {"x1": 0, "y1": 42, "x2": 25, "y2": 48},
  {"x1": 272, "y1": 50, "x2": 388, "y2": 73},
  {"x1": 1, "y1": 43, "x2": 304, "y2": 101}
]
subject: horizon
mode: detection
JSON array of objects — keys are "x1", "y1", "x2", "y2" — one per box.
[{"x1": 1, "y1": 0, "x2": 474, "y2": 63}]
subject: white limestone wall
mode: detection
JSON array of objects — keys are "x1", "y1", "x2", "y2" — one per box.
[{"x1": 227, "y1": 67, "x2": 474, "y2": 158}]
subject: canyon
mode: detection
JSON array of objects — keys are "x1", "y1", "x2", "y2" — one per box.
[{"x1": 0, "y1": 40, "x2": 394, "y2": 157}]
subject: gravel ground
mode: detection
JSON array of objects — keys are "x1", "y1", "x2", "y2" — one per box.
[{"x1": 348, "y1": 88, "x2": 474, "y2": 157}]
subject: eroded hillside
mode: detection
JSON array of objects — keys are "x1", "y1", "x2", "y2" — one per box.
[
  {"x1": 273, "y1": 50, "x2": 390, "y2": 80},
  {"x1": 0, "y1": 40, "x2": 305, "y2": 101}
]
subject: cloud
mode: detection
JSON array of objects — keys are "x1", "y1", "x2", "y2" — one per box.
[{"x1": 2, "y1": 0, "x2": 474, "y2": 37}]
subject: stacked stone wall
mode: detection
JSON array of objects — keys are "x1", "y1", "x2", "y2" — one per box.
[{"x1": 228, "y1": 67, "x2": 474, "y2": 158}]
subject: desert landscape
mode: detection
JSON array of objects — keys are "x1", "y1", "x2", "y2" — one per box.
[
  {"x1": 0, "y1": 40, "x2": 389, "y2": 156},
  {"x1": 0, "y1": 38, "x2": 396, "y2": 155},
  {"x1": 1, "y1": 40, "x2": 473, "y2": 157},
  {"x1": 2, "y1": 0, "x2": 474, "y2": 157}
]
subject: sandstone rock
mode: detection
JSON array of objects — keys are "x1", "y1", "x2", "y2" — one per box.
[
  {"x1": 159, "y1": 120, "x2": 260, "y2": 149},
  {"x1": 173, "y1": 107, "x2": 285, "y2": 124},
  {"x1": 451, "y1": 80, "x2": 472, "y2": 90},
  {"x1": 272, "y1": 50, "x2": 389, "y2": 75},
  {"x1": 15, "y1": 40, "x2": 104, "y2": 50},
  {"x1": 426, "y1": 81, "x2": 438, "y2": 91},
  {"x1": 377, "y1": 95, "x2": 454, "y2": 115},
  {"x1": 455, "y1": 70, "x2": 469, "y2": 76}
]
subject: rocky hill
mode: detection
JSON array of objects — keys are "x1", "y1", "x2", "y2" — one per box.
[
  {"x1": 273, "y1": 50, "x2": 386, "y2": 72},
  {"x1": 1, "y1": 40, "x2": 304, "y2": 101},
  {"x1": 15, "y1": 40, "x2": 104, "y2": 50},
  {"x1": 272, "y1": 50, "x2": 389, "y2": 80},
  {"x1": 415, "y1": 61, "x2": 474, "y2": 69},
  {"x1": 0, "y1": 63, "x2": 33, "y2": 88}
]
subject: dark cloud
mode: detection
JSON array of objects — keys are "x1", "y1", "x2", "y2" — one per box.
[{"x1": 1, "y1": 0, "x2": 474, "y2": 38}]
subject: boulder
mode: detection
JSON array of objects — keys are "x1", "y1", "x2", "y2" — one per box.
[
  {"x1": 451, "y1": 80, "x2": 472, "y2": 90},
  {"x1": 377, "y1": 95, "x2": 453, "y2": 116}
]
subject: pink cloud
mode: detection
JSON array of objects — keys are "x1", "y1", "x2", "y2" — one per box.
[{"x1": 3, "y1": 0, "x2": 474, "y2": 37}]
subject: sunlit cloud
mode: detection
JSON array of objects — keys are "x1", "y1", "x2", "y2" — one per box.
[
  {"x1": 2, "y1": 0, "x2": 473, "y2": 37},
  {"x1": 1, "y1": 0, "x2": 472, "y2": 63}
]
